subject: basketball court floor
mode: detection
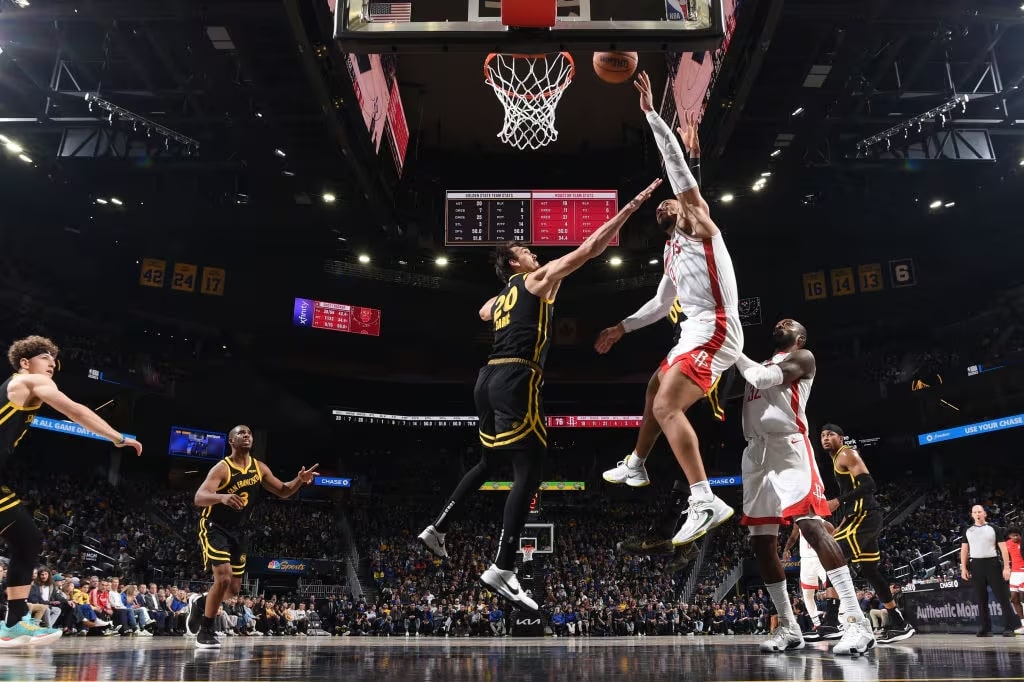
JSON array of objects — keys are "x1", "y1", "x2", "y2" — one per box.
[{"x1": 3, "y1": 635, "x2": 1022, "y2": 681}]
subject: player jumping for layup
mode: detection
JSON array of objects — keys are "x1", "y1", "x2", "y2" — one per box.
[
  {"x1": 735, "y1": 320, "x2": 875, "y2": 655},
  {"x1": 418, "y1": 180, "x2": 662, "y2": 612},
  {"x1": 190, "y1": 425, "x2": 319, "y2": 648},
  {"x1": 595, "y1": 71, "x2": 741, "y2": 547},
  {"x1": 821, "y1": 424, "x2": 915, "y2": 644}
]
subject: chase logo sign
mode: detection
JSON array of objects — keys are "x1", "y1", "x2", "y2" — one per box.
[{"x1": 708, "y1": 476, "x2": 742, "y2": 487}]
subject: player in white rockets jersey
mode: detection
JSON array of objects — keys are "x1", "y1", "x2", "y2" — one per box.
[
  {"x1": 783, "y1": 519, "x2": 838, "y2": 636},
  {"x1": 595, "y1": 71, "x2": 741, "y2": 548},
  {"x1": 733, "y1": 319, "x2": 875, "y2": 655}
]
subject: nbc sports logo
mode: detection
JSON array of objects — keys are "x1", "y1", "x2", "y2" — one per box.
[{"x1": 267, "y1": 560, "x2": 281, "y2": 570}]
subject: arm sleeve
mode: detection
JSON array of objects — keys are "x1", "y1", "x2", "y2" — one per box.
[
  {"x1": 621, "y1": 275, "x2": 676, "y2": 333},
  {"x1": 734, "y1": 354, "x2": 785, "y2": 390},
  {"x1": 836, "y1": 474, "x2": 878, "y2": 504},
  {"x1": 646, "y1": 111, "x2": 697, "y2": 196}
]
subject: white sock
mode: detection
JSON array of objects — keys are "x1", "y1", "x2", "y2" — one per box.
[
  {"x1": 803, "y1": 588, "x2": 820, "y2": 624},
  {"x1": 689, "y1": 480, "x2": 713, "y2": 502},
  {"x1": 826, "y1": 566, "x2": 867, "y2": 625},
  {"x1": 765, "y1": 580, "x2": 797, "y2": 629},
  {"x1": 626, "y1": 452, "x2": 644, "y2": 468}
]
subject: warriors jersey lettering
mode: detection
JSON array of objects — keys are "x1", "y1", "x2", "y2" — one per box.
[
  {"x1": 201, "y1": 456, "x2": 263, "y2": 528},
  {"x1": 831, "y1": 446, "x2": 879, "y2": 515},
  {"x1": 0, "y1": 375, "x2": 40, "y2": 466},
  {"x1": 488, "y1": 273, "x2": 553, "y2": 369}
]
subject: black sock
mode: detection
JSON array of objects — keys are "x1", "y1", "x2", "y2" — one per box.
[
  {"x1": 5, "y1": 598, "x2": 28, "y2": 627},
  {"x1": 886, "y1": 606, "x2": 905, "y2": 628},
  {"x1": 493, "y1": 446, "x2": 544, "y2": 571},
  {"x1": 434, "y1": 450, "x2": 494, "y2": 533},
  {"x1": 652, "y1": 481, "x2": 689, "y2": 537},
  {"x1": 201, "y1": 615, "x2": 215, "y2": 632},
  {"x1": 824, "y1": 599, "x2": 840, "y2": 627}
]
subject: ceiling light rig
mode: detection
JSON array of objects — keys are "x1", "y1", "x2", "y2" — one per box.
[
  {"x1": 856, "y1": 94, "x2": 969, "y2": 154},
  {"x1": 84, "y1": 93, "x2": 200, "y2": 154}
]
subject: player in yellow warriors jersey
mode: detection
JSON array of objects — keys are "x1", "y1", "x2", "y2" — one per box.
[
  {"x1": 189, "y1": 424, "x2": 319, "y2": 648},
  {"x1": 821, "y1": 424, "x2": 914, "y2": 644},
  {"x1": 0, "y1": 336, "x2": 141, "y2": 646},
  {"x1": 418, "y1": 179, "x2": 662, "y2": 613}
]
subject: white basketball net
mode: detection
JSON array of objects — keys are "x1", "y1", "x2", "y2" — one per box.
[
  {"x1": 484, "y1": 52, "x2": 575, "y2": 151},
  {"x1": 522, "y1": 545, "x2": 536, "y2": 562}
]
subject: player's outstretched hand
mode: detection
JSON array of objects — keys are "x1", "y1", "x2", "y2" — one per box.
[
  {"x1": 595, "y1": 323, "x2": 625, "y2": 355},
  {"x1": 625, "y1": 178, "x2": 662, "y2": 212},
  {"x1": 297, "y1": 463, "x2": 320, "y2": 485},
  {"x1": 634, "y1": 70, "x2": 654, "y2": 113},
  {"x1": 116, "y1": 437, "x2": 143, "y2": 456},
  {"x1": 677, "y1": 111, "x2": 699, "y2": 156}
]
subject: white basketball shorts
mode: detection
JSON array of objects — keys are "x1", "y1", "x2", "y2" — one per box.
[
  {"x1": 741, "y1": 432, "x2": 831, "y2": 529},
  {"x1": 661, "y1": 309, "x2": 742, "y2": 393}
]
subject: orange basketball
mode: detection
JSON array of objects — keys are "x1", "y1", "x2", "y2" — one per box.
[{"x1": 592, "y1": 51, "x2": 638, "y2": 84}]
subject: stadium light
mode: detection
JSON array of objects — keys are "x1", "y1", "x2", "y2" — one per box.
[
  {"x1": 609, "y1": 256, "x2": 623, "y2": 267},
  {"x1": 929, "y1": 200, "x2": 942, "y2": 209},
  {"x1": 357, "y1": 254, "x2": 370, "y2": 264},
  {"x1": 435, "y1": 256, "x2": 448, "y2": 266},
  {"x1": 721, "y1": 193, "x2": 735, "y2": 203},
  {"x1": 323, "y1": 193, "x2": 336, "y2": 203}
]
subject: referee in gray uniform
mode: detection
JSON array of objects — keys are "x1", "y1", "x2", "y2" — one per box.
[{"x1": 960, "y1": 504, "x2": 1022, "y2": 636}]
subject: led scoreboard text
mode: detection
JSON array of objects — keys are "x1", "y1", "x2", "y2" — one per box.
[
  {"x1": 293, "y1": 298, "x2": 382, "y2": 336},
  {"x1": 445, "y1": 190, "x2": 619, "y2": 246}
]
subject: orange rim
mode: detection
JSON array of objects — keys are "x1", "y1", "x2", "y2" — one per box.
[{"x1": 483, "y1": 52, "x2": 575, "y2": 101}]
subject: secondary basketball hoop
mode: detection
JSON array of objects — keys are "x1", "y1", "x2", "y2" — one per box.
[{"x1": 483, "y1": 51, "x2": 575, "y2": 151}]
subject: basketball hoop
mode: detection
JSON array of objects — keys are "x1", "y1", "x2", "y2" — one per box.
[
  {"x1": 484, "y1": 52, "x2": 575, "y2": 151},
  {"x1": 521, "y1": 544, "x2": 536, "y2": 563}
]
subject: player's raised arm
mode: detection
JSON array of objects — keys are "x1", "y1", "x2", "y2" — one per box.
[
  {"x1": 528, "y1": 179, "x2": 661, "y2": 295},
  {"x1": 635, "y1": 72, "x2": 718, "y2": 237},
  {"x1": 28, "y1": 375, "x2": 142, "y2": 454},
  {"x1": 595, "y1": 274, "x2": 675, "y2": 354}
]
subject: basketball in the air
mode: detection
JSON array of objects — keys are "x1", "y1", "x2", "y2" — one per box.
[{"x1": 592, "y1": 51, "x2": 638, "y2": 84}]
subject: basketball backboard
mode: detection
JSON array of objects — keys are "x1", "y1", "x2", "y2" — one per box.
[
  {"x1": 517, "y1": 523, "x2": 555, "y2": 554},
  {"x1": 335, "y1": 0, "x2": 725, "y2": 53}
]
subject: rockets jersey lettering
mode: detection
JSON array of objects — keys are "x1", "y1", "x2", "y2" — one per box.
[
  {"x1": 742, "y1": 352, "x2": 813, "y2": 438},
  {"x1": 663, "y1": 229, "x2": 739, "y2": 317}
]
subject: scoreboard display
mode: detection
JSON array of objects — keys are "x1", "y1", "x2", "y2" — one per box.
[
  {"x1": 293, "y1": 298, "x2": 382, "y2": 336},
  {"x1": 445, "y1": 190, "x2": 619, "y2": 246},
  {"x1": 332, "y1": 410, "x2": 642, "y2": 428}
]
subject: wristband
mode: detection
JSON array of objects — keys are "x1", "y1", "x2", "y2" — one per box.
[{"x1": 115, "y1": 434, "x2": 126, "y2": 445}]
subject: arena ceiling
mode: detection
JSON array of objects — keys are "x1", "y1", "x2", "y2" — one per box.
[{"x1": 1, "y1": 0, "x2": 1022, "y2": 276}]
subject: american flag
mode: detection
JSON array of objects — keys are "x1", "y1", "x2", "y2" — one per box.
[{"x1": 368, "y1": 2, "x2": 411, "y2": 22}]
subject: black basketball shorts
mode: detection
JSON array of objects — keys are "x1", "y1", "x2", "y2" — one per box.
[
  {"x1": 833, "y1": 509, "x2": 882, "y2": 564},
  {"x1": 198, "y1": 519, "x2": 250, "y2": 577},
  {"x1": 474, "y1": 360, "x2": 547, "y2": 450}
]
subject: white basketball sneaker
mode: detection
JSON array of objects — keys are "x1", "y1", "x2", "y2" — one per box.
[
  {"x1": 671, "y1": 494, "x2": 734, "y2": 546},
  {"x1": 479, "y1": 564, "x2": 538, "y2": 612},
  {"x1": 832, "y1": 617, "x2": 876, "y2": 656},
  {"x1": 759, "y1": 624, "x2": 804, "y2": 653},
  {"x1": 602, "y1": 455, "x2": 650, "y2": 487},
  {"x1": 418, "y1": 525, "x2": 449, "y2": 559}
]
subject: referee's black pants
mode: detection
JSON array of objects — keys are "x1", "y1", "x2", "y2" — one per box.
[{"x1": 969, "y1": 557, "x2": 1020, "y2": 633}]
